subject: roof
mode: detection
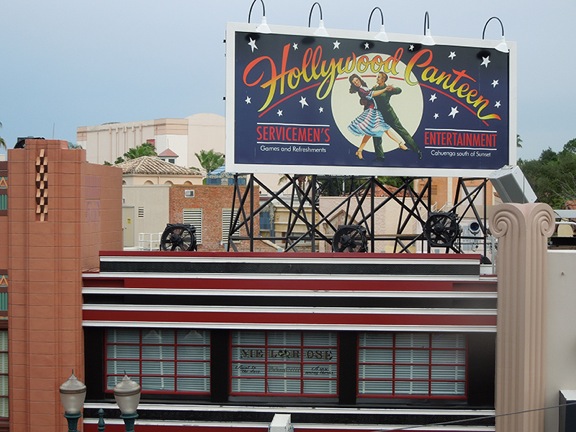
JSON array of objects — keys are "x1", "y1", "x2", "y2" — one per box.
[
  {"x1": 116, "y1": 156, "x2": 200, "y2": 176},
  {"x1": 158, "y1": 148, "x2": 179, "y2": 158}
]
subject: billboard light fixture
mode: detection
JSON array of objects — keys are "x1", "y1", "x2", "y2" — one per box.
[
  {"x1": 308, "y1": 2, "x2": 329, "y2": 37},
  {"x1": 367, "y1": 7, "x2": 389, "y2": 42},
  {"x1": 421, "y1": 11, "x2": 435, "y2": 46},
  {"x1": 482, "y1": 16, "x2": 509, "y2": 53},
  {"x1": 248, "y1": 0, "x2": 271, "y2": 34}
]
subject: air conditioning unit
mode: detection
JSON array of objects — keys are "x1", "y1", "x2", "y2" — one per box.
[
  {"x1": 489, "y1": 165, "x2": 537, "y2": 203},
  {"x1": 269, "y1": 414, "x2": 293, "y2": 432}
]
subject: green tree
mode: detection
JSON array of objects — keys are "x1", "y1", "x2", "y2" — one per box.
[
  {"x1": 195, "y1": 149, "x2": 225, "y2": 174},
  {"x1": 106, "y1": 142, "x2": 157, "y2": 164},
  {"x1": 519, "y1": 139, "x2": 576, "y2": 208},
  {"x1": 122, "y1": 142, "x2": 157, "y2": 160}
]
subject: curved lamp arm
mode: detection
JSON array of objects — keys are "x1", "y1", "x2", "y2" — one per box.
[
  {"x1": 248, "y1": 0, "x2": 271, "y2": 33},
  {"x1": 482, "y1": 16, "x2": 509, "y2": 53},
  {"x1": 421, "y1": 11, "x2": 435, "y2": 46},
  {"x1": 308, "y1": 2, "x2": 328, "y2": 36},
  {"x1": 247, "y1": 0, "x2": 265, "y2": 23},
  {"x1": 368, "y1": 6, "x2": 388, "y2": 42}
]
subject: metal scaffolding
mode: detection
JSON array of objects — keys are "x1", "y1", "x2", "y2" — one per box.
[{"x1": 226, "y1": 174, "x2": 491, "y2": 261}]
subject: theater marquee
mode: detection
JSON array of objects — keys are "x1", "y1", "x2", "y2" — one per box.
[{"x1": 225, "y1": 22, "x2": 516, "y2": 177}]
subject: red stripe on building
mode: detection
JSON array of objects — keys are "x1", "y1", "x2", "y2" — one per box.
[
  {"x1": 83, "y1": 276, "x2": 496, "y2": 292},
  {"x1": 83, "y1": 310, "x2": 496, "y2": 326}
]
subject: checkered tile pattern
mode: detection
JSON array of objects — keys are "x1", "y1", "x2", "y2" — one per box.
[{"x1": 35, "y1": 149, "x2": 48, "y2": 221}]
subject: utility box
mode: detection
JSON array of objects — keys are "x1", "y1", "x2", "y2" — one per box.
[
  {"x1": 559, "y1": 390, "x2": 576, "y2": 432},
  {"x1": 269, "y1": 414, "x2": 294, "y2": 432},
  {"x1": 489, "y1": 165, "x2": 537, "y2": 203}
]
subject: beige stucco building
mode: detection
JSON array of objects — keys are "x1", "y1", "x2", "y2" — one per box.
[{"x1": 77, "y1": 113, "x2": 225, "y2": 170}]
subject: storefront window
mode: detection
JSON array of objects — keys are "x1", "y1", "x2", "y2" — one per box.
[
  {"x1": 358, "y1": 333, "x2": 467, "y2": 399},
  {"x1": 106, "y1": 329, "x2": 210, "y2": 394},
  {"x1": 231, "y1": 331, "x2": 338, "y2": 397}
]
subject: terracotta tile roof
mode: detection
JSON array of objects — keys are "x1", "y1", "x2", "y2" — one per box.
[
  {"x1": 116, "y1": 156, "x2": 199, "y2": 175},
  {"x1": 158, "y1": 148, "x2": 179, "y2": 157}
]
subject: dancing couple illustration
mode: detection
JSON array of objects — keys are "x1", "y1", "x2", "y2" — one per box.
[{"x1": 347, "y1": 72, "x2": 422, "y2": 160}]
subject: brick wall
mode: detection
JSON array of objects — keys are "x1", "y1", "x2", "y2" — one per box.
[
  {"x1": 169, "y1": 185, "x2": 262, "y2": 252},
  {"x1": 7, "y1": 140, "x2": 122, "y2": 431}
]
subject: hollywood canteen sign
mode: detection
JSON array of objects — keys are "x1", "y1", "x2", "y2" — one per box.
[{"x1": 225, "y1": 22, "x2": 515, "y2": 177}]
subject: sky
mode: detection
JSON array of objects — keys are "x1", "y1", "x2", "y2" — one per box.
[{"x1": 1, "y1": 0, "x2": 575, "y2": 161}]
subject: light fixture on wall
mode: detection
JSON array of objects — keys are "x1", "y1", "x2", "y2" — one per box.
[
  {"x1": 482, "y1": 16, "x2": 509, "y2": 53},
  {"x1": 308, "y1": 2, "x2": 328, "y2": 37},
  {"x1": 367, "y1": 6, "x2": 389, "y2": 42},
  {"x1": 248, "y1": 0, "x2": 271, "y2": 33},
  {"x1": 421, "y1": 11, "x2": 435, "y2": 46}
]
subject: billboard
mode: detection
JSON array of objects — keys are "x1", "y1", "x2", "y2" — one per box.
[{"x1": 225, "y1": 22, "x2": 516, "y2": 177}]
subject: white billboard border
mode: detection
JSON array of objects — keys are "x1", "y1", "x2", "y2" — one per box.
[{"x1": 225, "y1": 22, "x2": 517, "y2": 178}]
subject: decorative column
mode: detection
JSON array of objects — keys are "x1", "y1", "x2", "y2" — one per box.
[{"x1": 490, "y1": 203, "x2": 555, "y2": 432}]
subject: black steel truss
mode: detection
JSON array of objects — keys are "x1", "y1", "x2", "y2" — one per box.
[{"x1": 226, "y1": 174, "x2": 490, "y2": 259}]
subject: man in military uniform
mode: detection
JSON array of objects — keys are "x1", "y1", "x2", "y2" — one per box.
[{"x1": 371, "y1": 71, "x2": 422, "y2": 159}]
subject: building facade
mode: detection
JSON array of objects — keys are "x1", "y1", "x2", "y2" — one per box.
[
  {"x1": 77, "y1": 114, "x2": 225, "y2": 170},
  {"x1": 2, "y1": 139, "x2": 123, "y2": 432},
  {"x1": 2, "y1": 139, "x2": 575, "y2": 432},
  {"x1": 81, "y1": 252, "x2": 497, "y2": 431}
]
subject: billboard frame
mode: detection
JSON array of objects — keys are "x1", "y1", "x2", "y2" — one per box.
[{"x1": 225, "y1": 22, "x2": 517, "y2": 178}]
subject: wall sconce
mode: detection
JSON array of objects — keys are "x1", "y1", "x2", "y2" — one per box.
[
  {"x1": 367, "y1": 7, "x2": 389, "y2": 42},
  {"x1": 308, "y1": 2, "x2": 328, "y2": 37},
  {"x1": 248, "y1": 0, "x2": 271, "y2": 33},
  {"x1": 421, "y1": 11, "x2": 435, "y2": 46},
  {"x1": 482, "y1": 16, "x2": 509, "y2": 53}
]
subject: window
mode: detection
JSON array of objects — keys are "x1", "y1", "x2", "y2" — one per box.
[
  {"x1": 222, "y1": 209, "x2": 232, "y2": 244},
  {"x1": 230, "y1": 331, "x2": 338, "y2": 397},
  {"x1": 358, "y1": 333, "x2": 467, "y2": 399},
  {"x1": 105, "y1": 329, "x2": 210, "y2": 394},
  {"x1": 259, "y1": 208, "x2": 271, "y2": 232},
  {"x1": 0, "y1": 192, "x2": 6, "y2": 211},
  {"x1": 183, "y1": 209, "x2": 202, "y2": 244},
  {"x1": 0, "y1": 330, "x2": 7, "y2": 417}
]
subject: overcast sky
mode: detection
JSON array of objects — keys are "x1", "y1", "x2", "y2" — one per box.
[{"x1": 1, "y1": 0, "x2": 575, "y2": 161}]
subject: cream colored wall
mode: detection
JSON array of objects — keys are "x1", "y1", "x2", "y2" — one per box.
[
  {"x1": 122, "y1": 174, "x2": 203, "y2": 186},
  {"x1": 319, "y1": 196, "x2": 421, "y2": 253},
  {"x1": 122, "y1": 185, "x2": 170, "y2": 247},
  {"x1": 545, "y1": 249, "x2": 576, "y2": 432},
  {"x1": 186, "y1": 113, "x2": 227, "y2": 170},
  {"x1": 266, "y1": 195, "x2": 421, "y2": 253},
  {"x1": 78, "y1": 119, "x2": 158, "y2": 164},
  {"x1": 77, "y1": 114, "x2": 286, "y2": 190}
]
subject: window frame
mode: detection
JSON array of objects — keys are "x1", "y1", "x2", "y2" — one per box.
[
  {"x1": 105, "y1": 329, "x2": 211, "y2": 396},
  {"x1": 229, "y1": 330, "x2": 339, "y2": 398},
  {"x1": 357, "y1": 332, "x2": 468, "y2": 400}
]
